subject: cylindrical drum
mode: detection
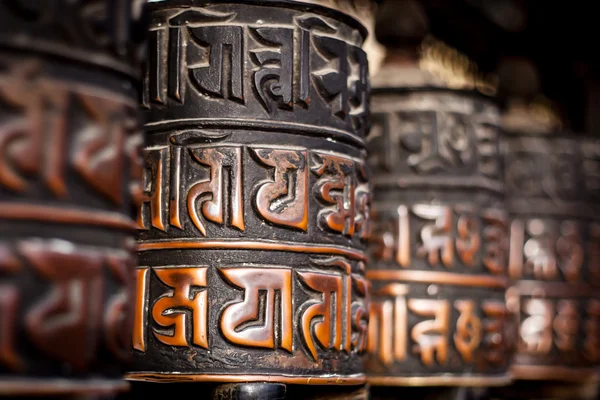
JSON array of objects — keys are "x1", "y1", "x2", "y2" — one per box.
[
  {"x1": 366, "y1": 36, "x2": 513, "y2": 387},
  {"x1": 504, "y1": 132, "x2": 600, "y2": 383},
  {"x1": 128, "y1": 0, "x2": 373, "y2": 388},
  {"x1": 0, "y1": 1, "x2": 147, "y2": 397}
]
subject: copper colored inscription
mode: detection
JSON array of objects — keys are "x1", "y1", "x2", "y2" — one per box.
[
  {"x1": 0, "y1": 0, "x2": 147, "y2": 393},
  {"x1": 130, "y1": 0, "x2": 372, "y2": 384},
  {"x1": 366, "y1": 86, "x2": 509, "y2": 384}
]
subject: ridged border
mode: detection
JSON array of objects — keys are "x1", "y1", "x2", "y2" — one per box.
[
  {"x1": 148, "y1": 0, "x2": 369, "y2": 40},
  {"x1": 126, "y1": 372, "x2": 366, "y2": 385}
]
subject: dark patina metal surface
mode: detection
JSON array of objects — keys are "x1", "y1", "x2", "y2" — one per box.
[
  {"x1": 504, "y1": 132, "x2": 600, "y2": 384},
  {"x1": 128, "y1": 0, "x2": 373, "y2": 390},
  {"x1": 0, "y1": 0, "x2": 147, "y2": 397},
  {"x1": 365, "y1": 36, "x2": 513, "y2": 387}
]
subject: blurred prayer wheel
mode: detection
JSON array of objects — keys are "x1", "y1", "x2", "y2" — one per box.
[
  {"x1": 0, "y1": 0, "x2": 147, "y2": 397},
  {"x1": 365, "y1": 3, "x2": 513, "y2": 387},
  {"x1": 504, "y1": 132, "x2": 600, "y2": 383},
  {"x1": 128, "y1": 0, "x2": 373, "y2": 395},
  {"x1": 490, "y1": 56, "x2": 600, "y2": 400}
]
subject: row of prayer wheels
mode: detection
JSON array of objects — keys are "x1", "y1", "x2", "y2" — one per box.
[{"x1": 0, "y1": 1, "x2": 597, "y2": 399}]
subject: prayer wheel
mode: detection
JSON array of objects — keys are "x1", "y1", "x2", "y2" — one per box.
[
  {"x1": 366, "y1": 0, "x2": 513, "y2": 389},
  {"x1": 0, "y1": 0, "x2": 148, "y2": 397},
  {"x1": 127, "y1": 0, "x2": 374, "y2": 397},
  {"x1": 496, "y1": 57, "x2": 600, "y2": 400}
]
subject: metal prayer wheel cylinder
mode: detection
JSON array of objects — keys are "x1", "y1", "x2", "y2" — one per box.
[
  {"x1": 128, "y1": 0, "x2": 372, "y2": 386},
  {"x1": 504, "y1": 132, "x2": 600, "y2": 383},
  {"x1": 365, "y1": 38, "x2": 513, "y2": 387},
  {"x1": 0, "y1": 0, "x2": 147, "y2": 397}
]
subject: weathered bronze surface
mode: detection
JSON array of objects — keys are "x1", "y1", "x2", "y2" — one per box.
[
  {"x1": 128, "y1": 0, "x2": 372, "y2": 389},
  {"x1": 504, "y1": 131, "x2": 600, "y2": 383},
  {"x1": 365, "y1": 35, "x2": 513, "y2": 386},
  {"x1": 0, "y1": 0, "x2": 147, "y2": 397}
]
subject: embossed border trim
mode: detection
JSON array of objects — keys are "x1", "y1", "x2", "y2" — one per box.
[
  {"x1": 366, "y1": 270, "x2": 508, "y2": 288},
  {"x1": 126, "y1": 373, "x2": 366, "y2": 385},
  {"x1": 367, "y1": 375, "x2": 512, "y2": 387},
  {"x1": 138, "y1": 240, "x2": 368, "y2": 261},
  {"x1": 0, "y1": 379, "x2": 129, "y2": 396},
  {"x1": 146, "y1": 118, "x2": 366, "y2": 148},
  {"x1": 511, "y1": 366, "x2": 599, "y2": 382},
  {"x1": 0, "y1": 203, "x2": 137, "y2": 230},
  {"x1": 147, "y1": 0, "x2": 369, "y2": 40}
]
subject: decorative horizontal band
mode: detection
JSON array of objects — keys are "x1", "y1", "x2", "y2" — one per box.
[
  {"x1": 126, "y1": 373, "x2": 366, "y2": 385},
  {"x1": 511, "y1": 365, "x2": 599, "y2": 382},
  {"x1": 0, "y1": 378, "x2": 129, "y2": 396},
  {"x1": 0, "y1": 203, "x2": 137, "y2": 231},
  {"x1": 515, "y1": 280, "x2": 598, "y2": 297},
  {"x1": 138, "y1": 239, "x2": 368, "y2": 261},
  {"x1": 366, "y1": 269, "x2": 508, "y2": 288},
  {"x1": 367, "y1": 374, "x2": 512, "y2": 387},
  {"x1": 146, "y1": 118, "x2": 366, "y2": 148}
]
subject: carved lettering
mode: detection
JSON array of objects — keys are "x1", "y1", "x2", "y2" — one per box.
[
  {"x1": 251, "y1": 148, "x2": 309, "y2": 230},
  {"x1": 104, "y1": 253, "x2": 135, "y2": 362},
  {"x1": 351, "y1": 275, "x2": 369, "y2": 353},
  {"x1": 553, "y1": 300, "x2": 578, "y2": 352},
  {"x1": 408, "y1": 299, "x2": 450, "y2": 366},
  {"x1": 298, "y1": 271, "x2": 346, "y2": 361},
  {"x1": 72, "y1": 96, "x2": 137, "y2": 205},
  {"x1": 250, "y1": 27, "x2": 294, "y2": 112},
  {"x1": 143, "y1": 8, "x2": 236, "y2": 107},
  {"x1": 219, "y1": 267, "x2": 293, "y2": 352},
  {"x1": 313, "y1": 35, "x2": 350, "y2": 120},
  {"x1": 294, "y1": 14, "x2": 337, "y2": 107},
  {"x1": 510, "y1": 219, "x2": 584, "y2": 282},
  {"x1": 368, "y1": 284, "x2": 408, "y2": 365},
  {"x1": 21, "y1": 240, "x2": 105, "y2": 370},
  {"x1": 133, "y1": 268, "x2": 150, "y2": 352},
  {"x1": 372, "y1": 205, "x2": 510, "y2": 272},
  {"x1": 475, "y1": 123, "x2": 500, "y2": 179},
  {"x1": 348, "y1": 45, "x2": 369, "y2": 133},
  {"x1": 0, "y1": 240, "x2": 137, "y2": 369},
  {"x1": 482, "y1": 301, "x2": 508, "y2": 365},
  {"x1": 413, "y1": 205, "x2": 454, "y2": 267},
  {"x1": 188, "y1": 25, "x2": 244, "y2": 103},
  {"x1": 454, "y1": 300, "x2": 482, "y2": 363},
  {"x1": 354, "y1": 162, "x2": 371, "y2": 241},
  {"x1": 555, "y1": 221, "x2": 583, "y2": 283},
  {"x1": 188, "y1": 146, "x2": 245, "y2": 236},
  {"x1": 138, "y1": 147, "x2": 169, "y2": 231},
  {"x1": 0, "y1": 61, "x2": 139, "y2": 203},
  {"x1": 399, "y1": 111, "x2": 475, "y2": 173},
  {"x1": 455, "y1": 207, "x2": 480, "y2": 267},
  {"x1": 311, "y1": 152, "x2": 356, "y2": 236},
  {"x1": 151, "y1": 267, "x2": 208, "y2": 348},
  {"x1": 520, "y1": 298, "x2": 553, "y2": 354},
  {"x1": 0, "y1": 61, "x2": 68, "y2": 196},
  {"x1": 524, "y1": 221, "x2": 556, "y2": 280},
  {"x1": 482, "y1": 210, "x2": 508, "y2": 275}
]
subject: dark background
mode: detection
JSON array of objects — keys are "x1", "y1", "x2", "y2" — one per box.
[{"x1": 375, "y1": 0, "x2": 600, "y2": 134}]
